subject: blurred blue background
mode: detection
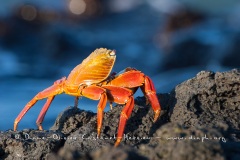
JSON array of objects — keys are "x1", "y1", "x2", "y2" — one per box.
[{"x1": 1, "y1": 0, "x2": 240, "y2": 131}]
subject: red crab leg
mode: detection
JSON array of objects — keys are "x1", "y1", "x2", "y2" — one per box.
[
  {"x1": 102, "y1": 85, "x2": 134, "y2": 146},
  {"x1": 141, "y1": 76, "x2": 161, "y2": 122},
  {"x1": 36, "y1": 96, "x2": 55, "y2": 130},
  {"x1": 108, "y1": 70, "x2": 161, "y2": 122},
  {"x1": 115, "y1": 96, "x2": 134, "y2": 147},
  {"x1": 81, "y1": 85, "x2": 107, "y2": 136},
  {"x1": 97, "y1": 94, "x2": 108, "y2": 135},
  {"x1": 14, "y1": 78, "x2": 66, "y2": 131}
]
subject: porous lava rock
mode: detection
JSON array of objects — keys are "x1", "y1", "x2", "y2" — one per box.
[{"x1": 1, "y1": 69, "x2": 240, "y2": 160}]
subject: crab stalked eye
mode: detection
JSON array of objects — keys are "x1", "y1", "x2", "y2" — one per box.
[{"x1": 109, "y1": 50, "x2": 116, "y2": 56}]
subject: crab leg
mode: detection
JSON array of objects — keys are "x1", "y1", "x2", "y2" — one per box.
[
  {"x1": 102, "y1": 85, "x2": 134, "y2": 146},
  {"x1": 97, "y1": 94, "x2": 108, "y2": 135},
  {"x1": 81, "y1": 85, "x2": 108, "y2": 136},
  {"x1": 14, "y1": 78, "x2": 65, "y2": 131},
  {"x1": 36, "y1": 96, "x2": 55, "y2": 130},
  {"x1": 141, "y1": 76, "x2": 161, "y2": 122},
  {"x1": 107, "y1": 69, "x2": 161, "y2": 122},
  {"x1": 115, "y1": 96, "x2": 134, "y2": 147}
]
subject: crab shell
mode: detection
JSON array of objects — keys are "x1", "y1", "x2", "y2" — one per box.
[{"x1": 67, "y1": 48, "x2": 116, "y2": 86}]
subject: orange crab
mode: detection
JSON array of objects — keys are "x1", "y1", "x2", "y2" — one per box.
[{"x1": 14, "y1": 48, "x2": 161, "y2": 146}]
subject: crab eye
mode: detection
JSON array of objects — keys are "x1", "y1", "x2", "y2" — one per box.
[{"x1": 109, "y1": 50, "x2": 116, "y2": 56}]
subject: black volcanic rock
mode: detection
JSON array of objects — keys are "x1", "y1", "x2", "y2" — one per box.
[
  {"x1": 0, "y1": 69, "x2": 240, "y2": 160},
  {"x1": 169, "y1": 69, "x2": 240, "y2": 141},
  {"x1": 0, "y1": 130, "x2": 64, "y2": 159}
]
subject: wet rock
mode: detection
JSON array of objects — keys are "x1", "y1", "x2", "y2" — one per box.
[
  {"x1": 222, "y1": 34, "x2": 240, "y2": 68},
  {"x1": 161, "y1": 38, "x2": 211, "y2": 71}
]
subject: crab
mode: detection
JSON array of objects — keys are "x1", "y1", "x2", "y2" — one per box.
[{"x1": 14, "y1": 48, "x2": 161, "y2": 146}]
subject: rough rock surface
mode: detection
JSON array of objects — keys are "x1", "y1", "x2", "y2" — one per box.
[
  {"x1": 50, "y1": 93, "x2": 170, "y2": 153},
  {"x1": 0, "y1": 130, "x2": 64, "y2": 159},
  {"x1": 1, "y1": 69, "x2": 240, "y2": 160},
  {"x1": 140, "y1": 122, "x2": 226, "y2": 160},
  {"x1": 169, "y1": 69, "x2": 240, "y2": 141}
]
